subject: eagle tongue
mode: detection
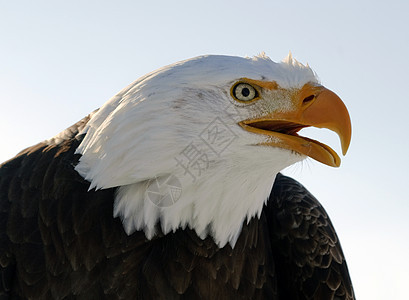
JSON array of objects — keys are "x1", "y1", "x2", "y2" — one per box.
[{"x1": 247, "y1": 120, "x2": 308, "y2": 135}]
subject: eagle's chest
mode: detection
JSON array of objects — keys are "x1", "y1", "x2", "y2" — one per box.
[{"x1": 134, "y1": 216, "x2": 277, "y2": 299}]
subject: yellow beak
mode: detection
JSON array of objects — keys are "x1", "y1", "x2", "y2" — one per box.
[{"x1": 239, "y1": 83, "x2": 352, "y2": 167}]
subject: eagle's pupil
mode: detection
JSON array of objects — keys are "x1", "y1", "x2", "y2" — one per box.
[{"x1": 242, "y1": 88, "x2": 250, "y2": 97}]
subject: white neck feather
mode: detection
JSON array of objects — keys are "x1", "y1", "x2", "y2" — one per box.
[{"x1": 113, "y1": 146, "x2": 302, "y2": 247}]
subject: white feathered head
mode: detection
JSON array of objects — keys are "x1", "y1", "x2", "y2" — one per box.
[{"x1": 74, "y1": 54, "x2": 351, "y2": 247}]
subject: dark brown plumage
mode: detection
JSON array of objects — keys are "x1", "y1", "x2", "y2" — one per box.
[{"x1": 0, "y1": 117, "x2": 355, "y2": 299}]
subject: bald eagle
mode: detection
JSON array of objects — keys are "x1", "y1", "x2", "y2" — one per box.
[{"x1": 0, "y1": 54, "x2": 354, "y2": 299}]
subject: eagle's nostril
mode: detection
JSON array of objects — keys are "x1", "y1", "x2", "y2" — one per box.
[{"x1": 303, "y1": 95, "x2": 315, "y2": 104}]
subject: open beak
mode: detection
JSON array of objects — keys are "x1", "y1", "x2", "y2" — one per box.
[{"x1": 239, "y1": 83, "x2": 351, "y2": 167}]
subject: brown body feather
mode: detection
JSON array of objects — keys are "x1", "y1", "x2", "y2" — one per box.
[{"x1": 0, "y1": 118, "x2": 354, "y2": 299}]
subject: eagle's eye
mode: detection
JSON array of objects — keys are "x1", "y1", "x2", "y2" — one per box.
[{"x1": 231, "y1": 83, "x2": 259, "y2": 102}]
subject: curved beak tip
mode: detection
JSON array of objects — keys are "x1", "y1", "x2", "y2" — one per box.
[
  {"x1": 314, "y1": 88, "x2": 352, "y2": 159},
  {"x1": 342, "y1": 140, "x2": 350, "y2": 156},
  {"x1": 340, "y1": 119, "x2": 352, "y2": 156}
]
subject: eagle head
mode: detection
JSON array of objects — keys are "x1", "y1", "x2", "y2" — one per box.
[{"x1": 74, "y1": 53, "x2": 351, "y2": 247}]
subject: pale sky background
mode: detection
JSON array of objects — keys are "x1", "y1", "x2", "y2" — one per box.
[{"x1": 1, "y1": 1, "x2": 408, "y2": 299}]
